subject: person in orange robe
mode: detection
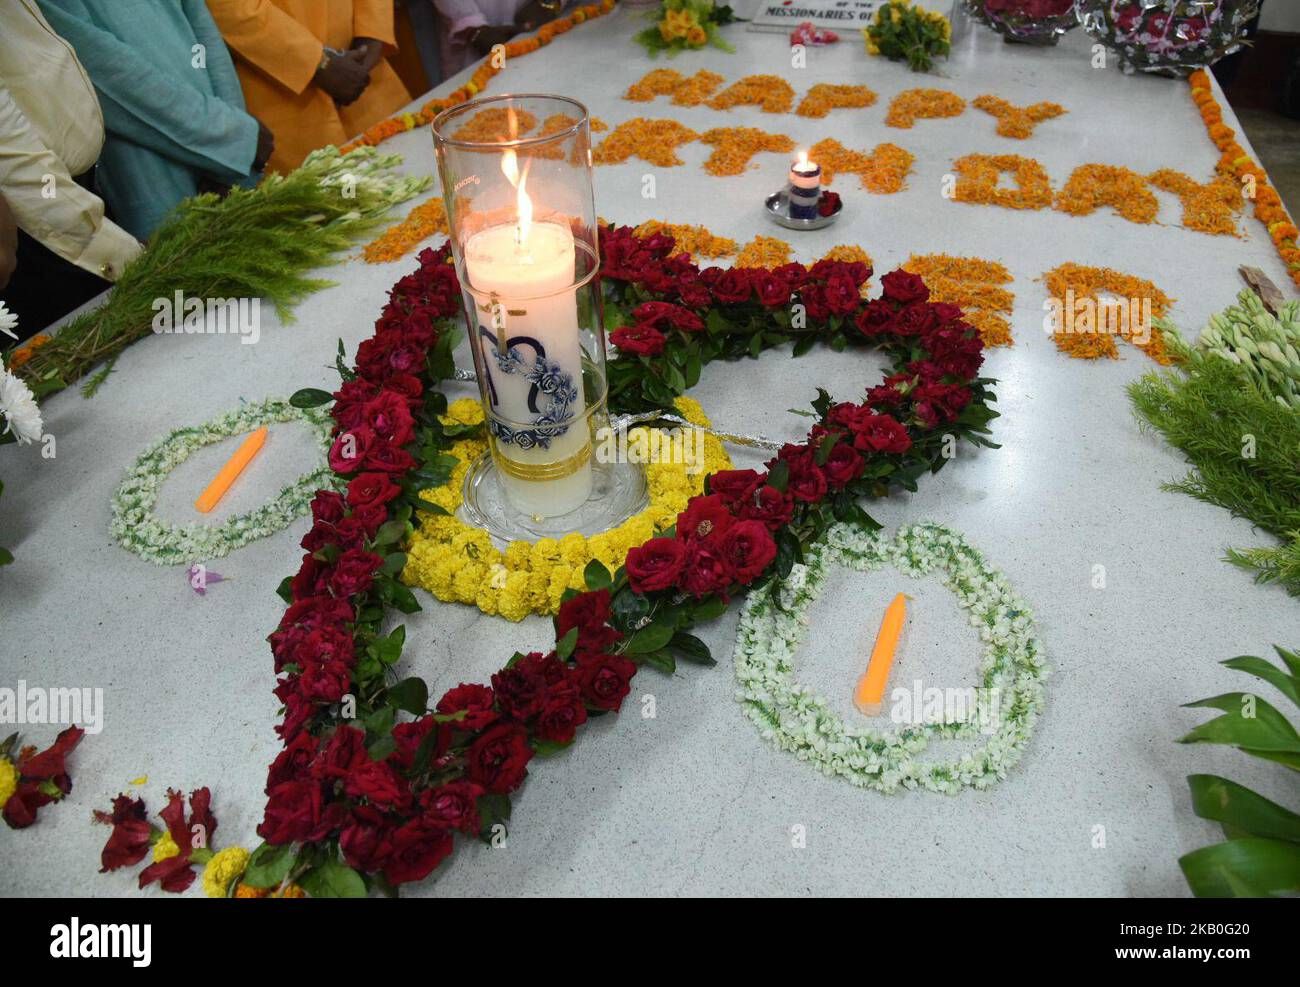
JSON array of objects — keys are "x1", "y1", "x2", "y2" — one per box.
[{"x1": 207, "y1": 0, "x2": 413, "y2": 175}]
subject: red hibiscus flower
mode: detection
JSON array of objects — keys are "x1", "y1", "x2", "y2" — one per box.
[
  {"x1": 2, "y1": 726, "x2": 84, "y2": 829},
  {"x1": 95, "y1": 794, "x2": 153, "y2": 872},
  {"x1": 136, "y1": 788, "x2": 218, "y2": 893}
]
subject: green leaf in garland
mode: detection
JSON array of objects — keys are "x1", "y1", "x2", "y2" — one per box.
[
  {"x1": 556, "y1": 626, "x2": 580, "y2": 661},
  {"x1": 583, "y1": 558, "x2": 612, "y2": 591},
  {"x1": 767, "y1": 460, "x2": 789, "y2": 493},
  {"x1": 627, "y1": 622, "x2": 675, "y2": 654},
  {"x1": 299, "y1": 858, "x2": 368, "y2": 899},
  {"x1": 386, "y1": 676, "x2": 429, "y2": 715},
  {"x1": 639, "y1": 649, "x2": 676, "y2": 674},
  {"x1": 241, "y1": 842, "x2": 296, "y2": 889},
  {"x1": 375, "y1": 625, "x2": 406, "y2": 665},
  {"x1": 532, "y1": 738, "x2": 573, "y2": 757},
  {"x1": 670, "y1": 632, "x2": 715, "y2": 666},
  {"x1": 289, "y1": 387, "x2": 335, "y2": 409},
  {"x1": 275, "y1": 575, "x2": 294, "y2": 604}
]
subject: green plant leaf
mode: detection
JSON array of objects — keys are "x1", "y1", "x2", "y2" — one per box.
[
  {"x1": 1180, "y1": 692, "x2": 1300, "y2": 762},
  {"x1": 289, "y1": 387, "x2": 334, "y2": 409},
  {"x1": 556, "y1": 626, "x2": 580, "y2": 661},
  {"x1": 1220, "y1": 654, "x2": 1300, "y2": 709},
  {"x1": 386, "y1": 677, "x2": 428, "y2": 715},
  {"x1": 627, "y1": 622, "x2": 674, "y2": 654},
  {"x1": 670, "y1": 632, "x2": 715, "y2": 666},
  {"x1": 583, "y1": 559, "x2": 612, "y2": 591},
  {"x1": 1178, "y1": 837, "x2": 1300, "y2": 897},
  {"x1": 638, "y1": 648, "x2": 676, "y2": 674},
  {"x1": 242, "y1": 842, "x2": 295, "y2": 889},
  {"x1": 299, "y1": 858, "x2": 367, "y2": 899},
  {"x1": 1187, "y1": 773, "x2": 1300, "y2": 843}
]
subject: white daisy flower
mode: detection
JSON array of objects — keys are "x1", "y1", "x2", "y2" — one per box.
[
  {"x1": 0, "y1": 367, "x2": 43, "y2": 445},
  {"x1": 0, "y1": 301, "x2": 17, "y2": 340}
]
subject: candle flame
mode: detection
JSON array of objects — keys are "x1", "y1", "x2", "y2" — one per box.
[
  {"x1": 501, "y1": 108, "x2": 533, "y2": 246},
  {"x1": 797, "y1": 149, "x2": 808, "y2": 168}
]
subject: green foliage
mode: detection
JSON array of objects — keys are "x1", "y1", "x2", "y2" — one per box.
[
  {"x1": 865, "y1": 1, "x2": 951, "y2": 73},
  {"x1": 1129, "y1": 332, "x2": 1300, "y2": 595},
  {"x1": 1178, "y1": 646, "x2": 1300, "y2": 897},
  {"x1": 8, "y1": 146, "x2": 429, "y2": 402}
]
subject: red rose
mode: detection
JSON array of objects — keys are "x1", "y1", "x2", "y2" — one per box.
[
  {"x1": 556, "y1": 589, "x2": 621, "y2": 656},
  {"x1": 817, "y1": 190, "x2": 841, "y2": 217},
  {"x1": 895, "y1": 302, "x2": 940, "y2": 337},
  {"x1": 491, "y1": 663, "x2": 546, "y2": 721},
  {"x1": 535, "y1": 683, "x2": 588, "y2": 743},
  {"x1": 310, "y1": 490, "x2": 347, "y2": 527},
  {"x1": 339, "y1": 805, "x2": 391, "y2": 873},
  {"x1": 363, "y1": 442, "x2": 416, "y2": 474},
  {"x1": 624, "y1": 536, "x2": 687, "y2": 594},
  {"x1": 912, "y1": 382, "x2": 972, "y2": 427},
  {"x1": 347, "y1": 471, "x2": 401, "y2": 509},
  {"x1": 361, "y1": 391, "x2": 416, "y2": 446},
  {"x1": 801, "y1": 284, "x2": 830, "y2": 321},
  {"x1": 676, "y1": 493, "x2": 735, "y2": 541},
  {"x1": 737, "y1": 484, "x2": 794, "y2": 530},
  {"x1": 632, "y1": 301, "x2": 704, "y2": 332},
  {"x1": 391, "y1": 716, "x2": 449, "y2": 771},
  {"x1": 290, "y1": 553, "x2": 328, "y2": 600},
  {"x1": 678, "y1": 282, "x2": 712, "y2": 308},
  {"x1": 773, "y1": 262, "x2": 810, "y2": 290},
  {"x1": 258, "y1": 780, "x2": 324, "y2": 844},
  {"x1": 576, "y1": 653, "x2": 637, "y2": 711},
  {"x1": 610, "y1": 324, "x2": 667, "y2": 356},
  {"x1": 708, "y1": 469, "x2": 762, "y2": 506},
  {"x1": 753, "y1": 273, "x2": 791, "y2": 308},
  {"x1": 328, "y1": 425, "x2": 375, "y2": 474},
  {"x1": 782, "y1": 448, "x2": 828, "y2": 503},
  {"x1": 466, "y1": 722, "x2": 533, "y2": 794},
  {"x1": 327, "y1": 548, "x2": 383, "y2": 598},
  {"x1": 420, "y1": 779, "x2": 484, "y2": 834},
  {"x1": 710, "y1": 268, "x2": 752, "y2": 304},
  {"x1": 679, "y1": 538, "x2": 732, "y2": 597},
  {"x1": 435, "y1": 683, "x2": 499, "y2": 731},
  {"x1": 823, "y1": 442, "x2": 865, "y2": 488},
  {"x1": 880, "y1": 269, "x2": 930, "y2": 304},
  {"x1": 720, "y1": 520, "x2": 778, "y2": 582},
  {"x1": 823, "y1": 272, "x2": 861, "y2": 317},
  {"x1": 344, "y1": 758, "x2": 411, "y2": 811},
  {"x1": 298, "y1": 659, "x2": 351, "y2": 703},
  {"x1": 383, "y1": 820, "x2": 453, "y2": 886},
  {"x1": 266, "y1": 730, "x2": 319, "y2": 788},
  {"x1": 311, "y1": 725, "x2": 368, "y2": 781},
  {"x1": 855, "y1": 413, "x2": 912, "y2": 454}
]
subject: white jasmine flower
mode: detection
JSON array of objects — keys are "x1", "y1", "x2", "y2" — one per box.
[{"x1": 0, "y1": 367, "x2": 42, "y2": 444}]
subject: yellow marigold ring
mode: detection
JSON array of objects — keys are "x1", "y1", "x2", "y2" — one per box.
[{"x1": 402, "y1": 396, "x2": 732, "y2": 621}]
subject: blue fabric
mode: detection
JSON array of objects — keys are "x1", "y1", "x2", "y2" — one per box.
[{"x1": 37, "y1": 0, "x2": 261, "y2": 238}]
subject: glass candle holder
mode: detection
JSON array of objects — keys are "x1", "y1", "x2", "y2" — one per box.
[{"x1": 433, "y1": 94, "x2": 607, "y2": 520}]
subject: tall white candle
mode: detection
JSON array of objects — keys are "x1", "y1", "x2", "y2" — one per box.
[{"x1": 465, "y1": 217, "x2": 592, "y2": 517}]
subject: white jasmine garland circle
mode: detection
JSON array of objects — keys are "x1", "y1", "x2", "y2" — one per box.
[
  {"x1": 733, "y1": 522, "x2": 1048, "y2": 794},
  {"x1": 112, "y1": 398, "x2": 338, "y2": 564}
]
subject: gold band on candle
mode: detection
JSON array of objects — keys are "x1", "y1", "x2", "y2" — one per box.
[{"x1": 492, "y1": 440, "x2": 592, "y2": 481}]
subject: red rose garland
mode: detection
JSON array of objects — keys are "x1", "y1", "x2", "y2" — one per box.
[{"x1": 250, "y1": 230, "x2": 996, "y2": 895}]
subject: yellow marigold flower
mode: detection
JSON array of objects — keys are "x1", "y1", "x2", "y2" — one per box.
[
  {"x1": 203, "y1": 846, "x2": 250, "y2": 898},
  {"x1": 686, "y1": 25, "x2": 707, "y2": 46},
  {"x1": 153, "y1": 832, "x2": 181, "y2": 863},
  {"x1": 234, "y1": 883, "x2": 271, "y2": 898},
  {"x1": 276, "y1": 884, "x2": 307, "y2": 898},
  {"x1": 0, "y1": 757, "x2": 17, "y2": 807}
]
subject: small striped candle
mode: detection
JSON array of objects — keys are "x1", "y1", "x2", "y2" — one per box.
[{"x1": 787, "y1": 150, "x2": 821, "y2": 221}]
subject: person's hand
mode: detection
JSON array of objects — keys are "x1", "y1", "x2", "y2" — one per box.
[
  {"x1": 253, "y1": 118, "x2": 275, "y2": 172},
  {"x1": 314, "y1": 47, "x2": 370, "y2": 106},
  {"x1": 0, "y1": 193, "x2": 17, "y2": 293},
  {"x1": 516, "y1": 0, "x2": 563, "y2": 32},
  {"x1": 348, "y1": 37, "x2": 385, "y2": 74},
  {"x1": 469, "y1": 25, "x2": 519, "y2": 56}
]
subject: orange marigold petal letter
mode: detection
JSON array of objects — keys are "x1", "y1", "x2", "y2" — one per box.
[{"x1": 1043, "y1": 262, "x2": 1175, "y2": 364}]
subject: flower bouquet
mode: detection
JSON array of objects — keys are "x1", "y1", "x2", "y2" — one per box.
[
  {"x1": 635, "y1": 0, "x2": 736, "y2": 56},
  {"x1": 864, "y1": 0, "x2": 952, "y2": 72},
  {"x1": 963, "y1": 0, "x2": 1080, "y2": 45},
  {"x1": 1079, "y1": 0, "x2": 1262, "y2": 76}
]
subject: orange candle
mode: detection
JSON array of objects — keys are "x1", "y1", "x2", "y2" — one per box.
[
  {"x1": 195, "y1": 427, "x2": 267, "y2": 513},
  {"x1": 854, "y1": 593, "x2": 907, "y2": 716}
]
